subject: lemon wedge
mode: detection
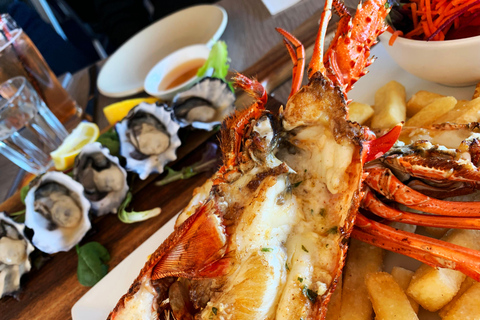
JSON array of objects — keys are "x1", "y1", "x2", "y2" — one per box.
[
  {"x1": 50, "y1": 122, "x2": 100, "y2": 171},
  {"x1": 103, "y1": 97, "x2": 159, "y2": 125}
]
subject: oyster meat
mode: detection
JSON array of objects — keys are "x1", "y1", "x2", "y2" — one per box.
[
  {"x1": 172, "y1": 77, "x2": 235, "y2": 130},
  {"x1": 0, "y1": 212, "x2": 34, "y2": 298},
  {"x1": 25, "y1": 172, "x2": 91, "y2": 254},
  {"x1": 74, "y1": 142, "x2": 128, "y2": 216},
  {"x1": 116, "y1": 102, "x2": 181, "y2": 180}
]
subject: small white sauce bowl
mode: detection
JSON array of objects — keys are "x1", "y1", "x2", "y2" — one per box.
[
  {"x1": 379, "y1": 31, "x2": 480, "y2": 87},
  {"x1": 144, "y1": 44, "x2": 210, "y2": 100}
]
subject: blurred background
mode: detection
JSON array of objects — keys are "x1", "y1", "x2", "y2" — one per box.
[{"x1": 0, "y1": 0, "x2": 217, "y2": 76}]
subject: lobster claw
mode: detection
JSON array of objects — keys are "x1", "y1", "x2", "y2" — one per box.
[
  {"x1": 151, "y1": 199, "x2": 230, "y2": 280},
  {"x1": 361, "y1": 124, "x2": 403, "y2": 164}
]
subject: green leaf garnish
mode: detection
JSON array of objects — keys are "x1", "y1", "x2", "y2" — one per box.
[
  {"x1": 118, "y1": 192, "x2": 161, "y2": 223},
  {"x1": 197, "y1": 41, "x2": 230, "y2": 81},
  {"x1": 261, "y1": 248, "x2": 273, "y2": 252},
  {"x1": 20, "y1": 185, "x2": 29, "y2": 204},
  {"x1": 96, "y1": 128, "x2": 120, "y2": 156},
  {"x1": 298, "y1": 277, "x2": 303, "y2": 282},
  {"x1": 301, "y1": 245, "x2": 309, "y2": 253},
  {"x1": 212, "y1": 307, "x2": 218, "y2": 315},
  {"x1": 155, "y1": 143, "x2": 219, "y2": 187},
  {"x1": 76, "y1": 242, "x2": 110, "y2": 286}
]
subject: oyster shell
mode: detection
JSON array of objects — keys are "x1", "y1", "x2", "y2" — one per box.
[
  {"x1": 172, "y1": 77, "x2": 235, "y2": 130},
  {"x1": 0, "y1": 212, "x2": 34, "y2": 298},
  {"x1": 116, "y1": 102, "x2": 181, "y2": 180},
  {"x1": 74, "y1": 142, "x2": 128, "y2": 216},
  {"x1": 25, "y1": 172, "x2": 91, "y2": 254}
]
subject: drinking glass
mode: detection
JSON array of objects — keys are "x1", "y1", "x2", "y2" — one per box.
[
  {"x1": 0, "y1": 76, "x2": 68, "y2": 174},
  {"x1": 0, "y1": 14, "x2": 81, "y2": 127}
]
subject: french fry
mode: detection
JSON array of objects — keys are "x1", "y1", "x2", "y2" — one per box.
[
  {"x1": 407, "y1": 229, "x2": 480, "y2": 312},
  {"x1": 406, "y1": 90, "x2": 445, "y2": 118},
  {"x1": 439, "y1": 277, "x2": 477, "y2": 318},
  {"x1": 391, "y1": 266, "x2": 419, "y2": 313},
  {"x1": 434, "y1": 97, "x2": 480, "y2": 124},
  {"x1": 441, "y1": 282, "x2": 480, "y2": 320},
  {"x1": 405, "y1": 96, "x2": 457, "y2": 127},
  {"x1": 424, "y1": 226, "x2": 449, "y2": 238},
  {"x1": 365, "y1": 272, "x2": 419, "y2": 320},
  {"x1": 348, "y1": 102, "x2": 374, "y2": 125},
  {"x1": 473, "y1": 81, "x2": 480, "y2": 99},
  {"x1": 326, "y1": 276, "x2": 342, "y2": 320},
  {"x1": 338, "y1": 238, "x2": 384, "y2": 320},
  {"x1": 371, "y1": 80, "x2": 406, "y2": 129}
]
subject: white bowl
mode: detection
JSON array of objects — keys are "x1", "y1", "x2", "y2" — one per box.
[
  {"x1": 97, "y1": 4, "x2": 227, "y2": 98},
  {"x1": 379, "y1": 31, "x2": 480, "y2": 87},
  {"x1": 143, "y1": 44, "x2": 210, "y2": 100}
]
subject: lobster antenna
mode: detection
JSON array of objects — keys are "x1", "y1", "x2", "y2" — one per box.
[{"x1": 308, "y1": 0, "x2": 333, "y2": 78}]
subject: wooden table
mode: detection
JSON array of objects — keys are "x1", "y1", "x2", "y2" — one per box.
[{"x1": 0, "y1": 0, "x2": 356, "y2": 318}]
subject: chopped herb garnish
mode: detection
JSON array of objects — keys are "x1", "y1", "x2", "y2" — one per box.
[
  {"x1": 212, "y1": 307, "x2": 218, "y2": 315},
  {"x1": 298, "y1": 277, "x2": 303, "y2": 282},
  {"x1": 304, "y1": 169, "x2": 307, "y2": 173},
  {"x1": 310, "y1": 209, "x2": 314, "y2": 215},
  {"x1": 302, "y1": 285, "x2": 318, "y2": 303},
  {"x1": 319, "y1": 208, "x2": 326, "y2": 216},
  {"x1": 261, "y1": 248, "x2": 273, "y2": 252},
  {"x1": 326, "y1": 244, "x2": 329, "y2": 248},
  {"x1": 302, "y1": 286, "x2": 318, "y2": 303},
  {"x1": 293, "y1": 181, "x2": 302, "y2": 188},
  {"x1": 301, "y1": 245, "x2": 309, "y2": 253},
  {"x1": 328, "y1": 226, "x2": 338, "y2": 234},
  {"x1": 285, "y1": 262, "x2": 290, "y2": 271}
]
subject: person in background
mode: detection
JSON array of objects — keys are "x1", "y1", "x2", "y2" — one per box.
[
  {"x1": 0, "y1": 0, "x2": 92, "y2": 75},
  {"x1": 63, "y1": 0, "x2": 218, "y2": 52}
]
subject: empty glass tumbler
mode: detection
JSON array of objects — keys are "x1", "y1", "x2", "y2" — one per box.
[{"x1": 0, "y1": 76, "x2": 68, "y2": 174}]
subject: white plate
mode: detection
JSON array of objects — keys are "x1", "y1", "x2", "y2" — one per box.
[
  {"x1": 75, "y1": 44, "x2": 477, "y2": 320},
  {"x1": 97, "y1": 5, "x2": 227, "y2": 98},
  {"x1": 71, "y1": 215, "x2": 177, "y2": 320}
]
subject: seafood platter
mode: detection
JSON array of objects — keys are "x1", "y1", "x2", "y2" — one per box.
[{"x1": 5, "y1": 1, "x2": 480, "y2": 320}]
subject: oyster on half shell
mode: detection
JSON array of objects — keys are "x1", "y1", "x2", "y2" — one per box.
[
  {"x1": 74, "y1": 142, "x2": 128, "y2": 216},
  {"x1": 0, "y1": 212, "x2": 34, "y2": 298},
  {"x1": 25, "y1": 172, "x2": 91, "y2": 254},
  {"x1": 116, "y1": 102, "x2": 181, "y2": 180},
  {"x1": 172, "y1": 77, "x2": 235, "y2": 131}
]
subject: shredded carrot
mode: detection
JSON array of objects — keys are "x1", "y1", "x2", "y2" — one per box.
[
  {"x1": 390, "y1": 0, "x2": 480, "y2": 42},
  {"x1": 389, "y1": 30, "x2": 404, "y2": 45},
  {"x1": 412, "y1": 2, "x2": 418, "y2": 29}
]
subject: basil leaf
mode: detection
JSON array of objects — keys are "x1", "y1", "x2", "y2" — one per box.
[
  {"x1": 76, "y1": 242, "x2": 110, "y2": 286},
  {"x1": 96, "y1": 128, "x2": 120, "y2": 156}
]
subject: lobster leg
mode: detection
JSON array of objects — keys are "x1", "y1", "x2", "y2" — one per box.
[
  {"x1": 276, "y1": 27, "x2": 305, "y2": 98},
  {"x1": 352, "y1": 213, "x2": 480, "y2": 281},
  {"x1": 362, "y1": 124, "x2": 402, "y2": 164},
  {"x1": 365, "y1": 166, "x2": 480, "y2": 216},
  {"x1": 363, "y1": 189, "x2": 480, "y2": 229},
  {"x1": 215, "y1": 74, "x2": 268, "y2": 184}
]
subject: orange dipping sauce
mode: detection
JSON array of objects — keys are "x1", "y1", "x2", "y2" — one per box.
[{"x1": 158, "y1": 58, "x2": 206, "y2": 91}]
